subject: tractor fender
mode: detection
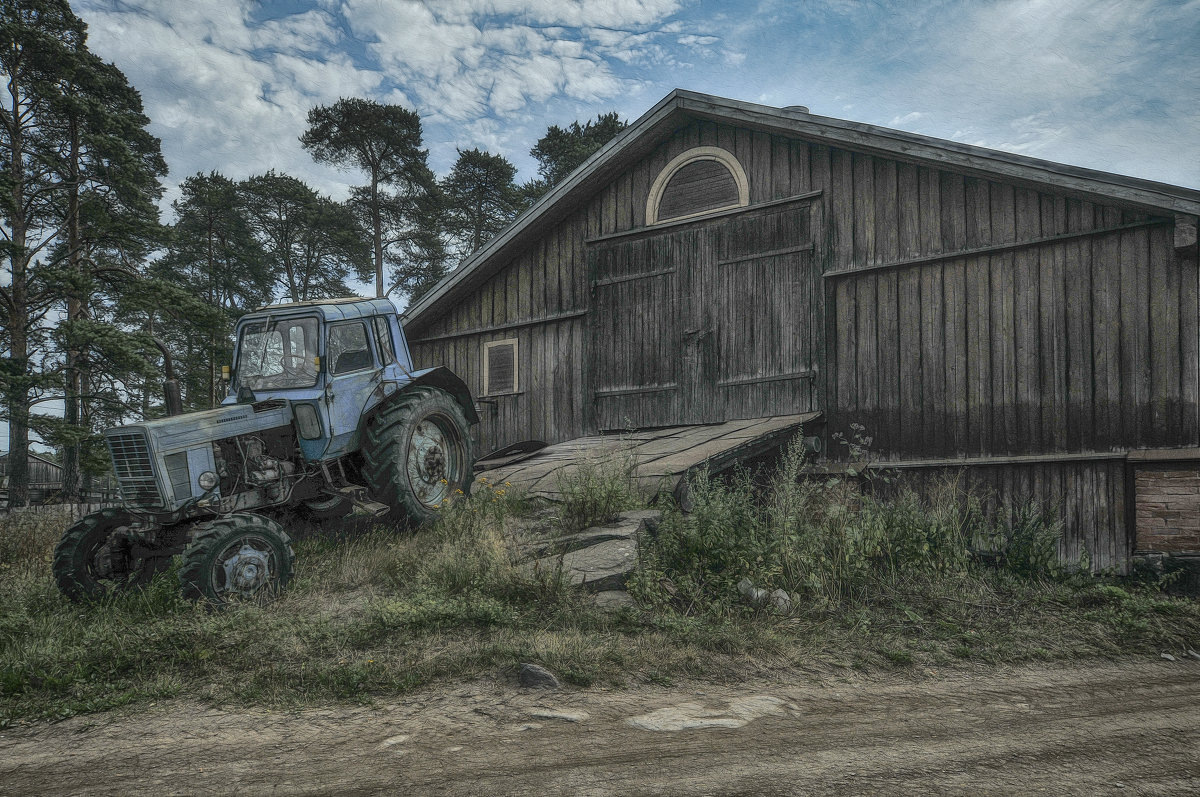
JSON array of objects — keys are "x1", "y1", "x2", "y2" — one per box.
[{"x1": 367, "y1": 366, "x2": 480, "y2": 426}]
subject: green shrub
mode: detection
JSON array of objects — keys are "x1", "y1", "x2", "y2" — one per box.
[
  {"x1": 632, "y1": 439, "x2": 1065, "y2": 614},
  {"x1": 554, "y1": 443, "x2": 643, "y2": 532}
]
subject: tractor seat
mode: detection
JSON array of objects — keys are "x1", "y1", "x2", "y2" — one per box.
[{"x1": 334, "y1": 349, "x2": 372, "y2": 373}]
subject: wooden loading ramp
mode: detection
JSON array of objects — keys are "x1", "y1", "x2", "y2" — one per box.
[{"x1": 473, "y1": 412, "x2": 821, "y2": 504}]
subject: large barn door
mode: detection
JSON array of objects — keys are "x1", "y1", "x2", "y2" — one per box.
[
  {"x1": 700, "y1": 201, "x2": 819, "y2": 420},
  {"x1": 587, "y1": 197, "x2": 819, "y2": 432},
  {"x1": 588, "y1": 227, "x2": 714, "y2": 430}
]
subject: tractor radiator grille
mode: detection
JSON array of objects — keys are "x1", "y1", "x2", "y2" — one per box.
[{"x1": 107, "y1": 431, "x2": 163, "y2": 508}]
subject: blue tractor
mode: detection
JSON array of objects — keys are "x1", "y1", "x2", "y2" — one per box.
[{"x1": 53, "y1": 297, "x2": 477, "y2": 604}]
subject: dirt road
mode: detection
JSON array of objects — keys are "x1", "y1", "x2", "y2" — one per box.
[{"x1": 2, "y1": 659, "x2": 1197, "y2": 796}]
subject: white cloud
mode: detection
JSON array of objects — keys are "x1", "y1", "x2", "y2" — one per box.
[
  {"x1": 77, "y1": 0, "x2": 387, "y2": 203},
  {"x1": 888, "y1": 111, "x2": 924, "y2": 127}
]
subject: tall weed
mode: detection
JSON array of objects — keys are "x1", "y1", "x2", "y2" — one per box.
[
  {"x1": 554, "y1": 442, "x2": 643, "y2": 532},
  {"x1": 633, "y1": 439, "x2": 1061, "y2": 614}
]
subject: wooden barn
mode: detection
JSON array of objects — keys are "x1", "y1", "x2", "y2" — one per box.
[
  {"x1": 0, "y1": 452, "x2": 64, "y2": 505},
  {"x1": 402, "y1": 89, "x2": 1200, "y2": 572}
]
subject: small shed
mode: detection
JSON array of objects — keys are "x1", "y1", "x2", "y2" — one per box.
[
  {"x1": 0, "y1": 452, "x2": 64, "y2": 505},
  {"x1": 401, "y1": 89, "x2": 1200, "y2": 572}
]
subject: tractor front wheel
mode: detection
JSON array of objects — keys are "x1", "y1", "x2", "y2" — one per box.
[
  {"x1": 54, "y1": 508, "x2": 147, "y2": 601},
  {"x1": 361, "y1": 387, "x2": 474, "y2": 526},
  {"x1": 179, "y1": 513, "x2": 294, "y2": 605}
]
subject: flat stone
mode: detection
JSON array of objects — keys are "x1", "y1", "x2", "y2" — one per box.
[
  {"x1": 524, "y1": 509, "x2": 661, "y2": 557},
  {"x1": 529, "y1": 709, "x2": 589, "y2": 723},
  {"x1": 539, "y1": 538, "x2": 639, "y2": 592},
  {"x1": 592, "y1": 590, "x2": 636, "y2": 610}
]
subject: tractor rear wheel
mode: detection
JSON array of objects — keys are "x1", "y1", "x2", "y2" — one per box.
[
  {"x1": 54, "y1": 508, "x2": 147, "y2": 601},
  {"x1": 361, "y1": 386, "x2": 474, "y2": 526},
  {"x1": 179, "y1": 513, "x2": 294, "y2": 605}
]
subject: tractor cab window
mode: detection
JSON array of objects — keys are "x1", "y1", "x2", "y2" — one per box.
[
  {"x1": 237, "y1": 316, "x2": 319, "y2": 390},
  {"x1": 327, "y1": 322, "x2": 374, "y2": 375},
  {"x1": 372, "y1": 316, "x2": 396, "y2": 366}
]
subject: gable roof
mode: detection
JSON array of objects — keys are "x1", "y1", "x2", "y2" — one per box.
[{"x1": 403, "y1": 88, "x2": 1200, "y2": 334}]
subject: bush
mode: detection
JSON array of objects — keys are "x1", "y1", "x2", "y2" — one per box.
[
  {"x1": 632, "y1": 439, "x2": 1060, "y2": 614},
  {"x1": 554, "y1": 442, "x2": 643, "y2": 531}
]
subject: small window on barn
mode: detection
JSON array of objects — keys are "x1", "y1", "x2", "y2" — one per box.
[
  {"x1": 484, "y1": 338, "x2": 518, "y2": 396},
  {"x1": 647, "y1": 146, "x2": 749, "y2": 225}
]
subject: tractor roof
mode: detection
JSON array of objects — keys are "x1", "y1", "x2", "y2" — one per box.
[{"x1": 247, "y1": 296, "x2": 397, "y2": 323}]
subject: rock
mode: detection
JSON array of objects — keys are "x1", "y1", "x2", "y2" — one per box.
[
  {"x1": 1188, "y1": 649, "x2": 1200, "y2": 662},
  {"x1": 525, "y1": 509, "x2": 662, "y2": 558},
  {"x1": 592, "y1": 590, "x2": 636, "y2": 610},
  {"x1": 518, "y1": 663, "x2": 560, "y2": 689},
  {"x1": 529, "y1": 709, "x2": 589, "y2": 723},
  {"x1": 536, "y1": 538, "x2": 639, "y2": 592},
  {"x1": 737, "y1": 578, "x2": 768, "y2": 606},
  {"x1": 1160, "y1": 653, "x2": 1177, "y2": 662},
  {"x1": 769, "y1": 588, "x2": 793, "y2": 614}
]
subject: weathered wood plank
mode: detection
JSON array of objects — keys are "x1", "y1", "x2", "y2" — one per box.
[
  {"x1": 1014, "y1": 188, "x2": 1042, "y2": 452},
  {"x1": 897, "y1": 161, "x2": 921, "y2": 259},
  {"x1": 830, "y1": 148, "x2": 855, "y2": 271},
  {"x1": 853, "y1": 153, "x2": 876, "y2": 265},
  {"x1": 1180, "y1": 226, "x2": 1200, "y2": 446},
  {"x1": 1063, "y1": 201, "x2": 1094, "y2": 450},
  {"x1": 1040, "y1": 195, "x2": 1068, "y2": 451},
  {"x1": 944, "y1": 257, "x2": 968, "y2": 453},
  {"x1": 1149, "y1": 224, "x2": 1181, "y2": 446},
  {"x1": 921, "y1": 262, "x2": 945, "y2": 453},
  {"x1": 897, "y1": 255, "x2": 923, "y2": 454},
  {"x1": 1092, "y1": 215, "x2": 1121, "y2": 448}
]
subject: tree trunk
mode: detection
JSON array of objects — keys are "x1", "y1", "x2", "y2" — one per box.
[
  {"x1": 472, "y1": 194, "x2": 484, "y2": 253},
  {"x1": 62, "y1": 115, "x2": 83, "y2": 501},
  {"x1": 372, "y1": 172, "x2": 383, "y2": 298},
  {"x1": 4, "y1": 77, "x2": 31, "y2": 508}
]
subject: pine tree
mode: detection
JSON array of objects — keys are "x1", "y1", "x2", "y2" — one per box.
[
  {"x1": 0, "y1": 0, "x2": 165, "y2": 505},
  {"x1": 239, "y1": 171, "x2": 371, "y2": 303},
  {"x1": 528, "y1": 111, "x2": 627, "y2": 190},
  {"x1": 155, "y1": 173, "x2": 270, "y2": 409},
  {"x1": 441, "y1": 148, "x2": 523, "y2": 261},
  {"x1": 300, "y1": 98, "x2": 442, "y2": 302}
]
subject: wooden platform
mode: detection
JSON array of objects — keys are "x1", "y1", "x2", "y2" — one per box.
[{"x1": 474, "y1": 413, "x2": 820, "y2": 503}]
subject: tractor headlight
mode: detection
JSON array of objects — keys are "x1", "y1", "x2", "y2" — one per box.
[{"x1": 198, "y1": 470, "x2": 219, "y2": 490}]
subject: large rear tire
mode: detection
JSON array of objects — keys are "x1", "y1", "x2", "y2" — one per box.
[
  {"x1": 179, "y1": 513, "x2": 294, "y2": 605},
  {"x1": 53, "y1": 508, "x2": 147, "y2": 601},
  {"x1": 361, "y1": 386, "x2": 474, "y2": 526}
]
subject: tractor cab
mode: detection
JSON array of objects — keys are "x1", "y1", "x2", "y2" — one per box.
[{"x1": 227, "y1": 297, "x2": 417, "y2": 461}]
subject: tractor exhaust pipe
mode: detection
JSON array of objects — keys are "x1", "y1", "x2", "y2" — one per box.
[{"x1": 150, "y1": 337, "x2": 184, "y2": 417}]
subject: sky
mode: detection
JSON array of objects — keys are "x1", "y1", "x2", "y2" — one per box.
[
  {"x1": 5, "y1": 0, "x2": 1198, "y2": 454},
  {"x1": 74, "y1": 0, "x2": 1200, "y2": 209}
]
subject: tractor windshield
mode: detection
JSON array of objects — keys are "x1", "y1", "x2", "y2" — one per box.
[{"x1": 236, "y1": 316, "x2": 320, "y2": 390}]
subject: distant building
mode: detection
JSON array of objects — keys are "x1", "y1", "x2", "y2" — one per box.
[{"x1": 0, "y1": 452, "x2": 64, "y2": 504}]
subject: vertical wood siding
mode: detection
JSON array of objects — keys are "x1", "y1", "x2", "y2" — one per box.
[
  {"x1": 821, "y1": 160, "x2": 1196, "y2": 459},
  {"x1": 406, "y1": 114, "x2": 1195, "y2": 567},
  {"x1": 889, "y1": 459, "x2": 1130, "y2": 572}
]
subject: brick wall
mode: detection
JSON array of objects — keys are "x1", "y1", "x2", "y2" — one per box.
[{"x1": 1135, "y1": 466, "x2": 1200, "y2": 553}]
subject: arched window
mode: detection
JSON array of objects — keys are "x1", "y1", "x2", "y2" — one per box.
[{"x1": 646, "y1": 146, "x2": 749, "y2": 225}]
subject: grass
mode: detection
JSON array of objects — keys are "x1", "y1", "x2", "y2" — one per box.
[{"x1": 2, "y1": 445, "x2": 1199, "y2": 725}]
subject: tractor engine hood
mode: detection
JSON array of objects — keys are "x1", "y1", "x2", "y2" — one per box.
[
  {"x1": 122, "y1": 399, "x2": 295, "y2": 450},
  {"x1": 105, "y1": 399, "x2": 294, "y2": 511}
]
